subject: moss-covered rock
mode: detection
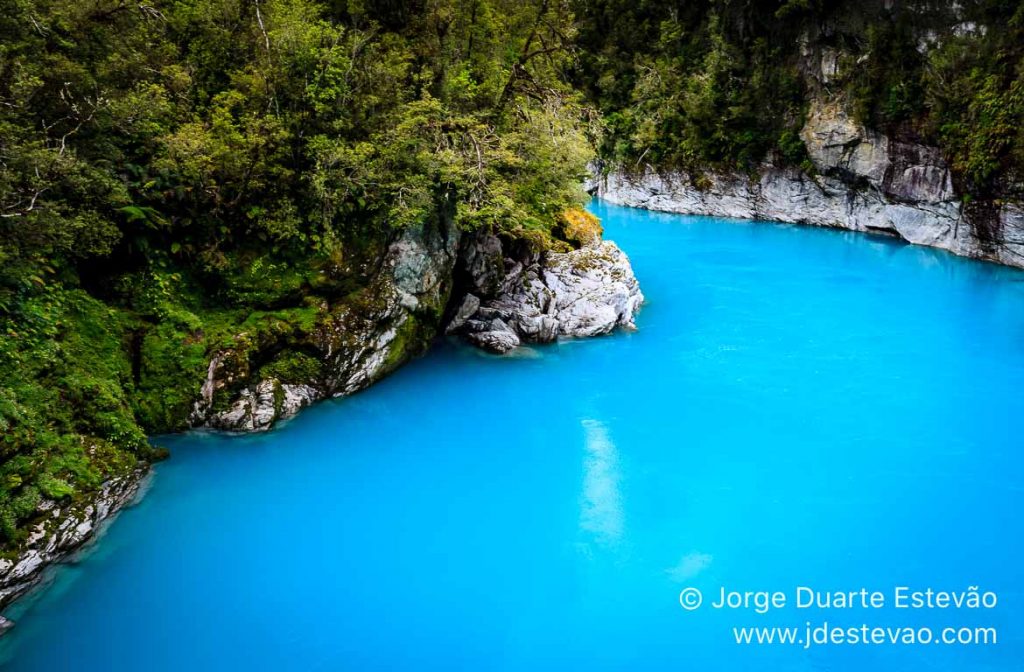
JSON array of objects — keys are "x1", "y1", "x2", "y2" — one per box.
[{"x1": 189, "y1": 210, "x2": 461, "y2": 432}]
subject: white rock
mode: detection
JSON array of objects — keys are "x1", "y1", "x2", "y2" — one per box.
[
  {"x1": 540, "y1": 242, "x2": 644, "y2": 337},
  {"x1": 1, "y1": 471, "x2": 146, "y2": 612},
  {"x1": 9, "y1": 551, "x2": 43, "y2": 581},
  {"x1": 445, "y1": 293, "x2": 481, "y2": 334},
  {"x1": 453, "y1": 235, "x2": 644, "y2": 351},
  {"x1": 596, "y1": 165, "x2": 1022, "y2": 270},
  {"x1": 997, "y1": 204, "x2": 1024, "y2": 267},
  {"x1": 467, "y1": 329, "x2": 521, "y2": 353},
  {"x1": 25, "y1": 523, "x2": 47, "y2": 548},
  {"x1": 71, "y1": 520, "x2": 94, "y2": 545},
  {"x1": 208, "y1": 379, "x2": 321, "y2": 432}
]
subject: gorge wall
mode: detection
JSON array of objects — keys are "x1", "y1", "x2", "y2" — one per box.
[
  {"x1": 191, "y1": 219, "x2": 643, "y2": 432},
  {"x1": 593, "y1": 96, "x2": 1024, "y2": 270},
  {"x1": 588, "y1": 10, "x2": 1024, "y2": 271},
  {"x1": 0, "y1": 216, "x2": 644, "y2": 619}
]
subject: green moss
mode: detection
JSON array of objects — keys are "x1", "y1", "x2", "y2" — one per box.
[
  {"x1": 0, "y1": 270, "x2": 336, "y2": 545},
  {"x1": 133, "y1": 319, "x2": 208, "y2": 433},
  {"x1": 37, "y1": 474, "x2": 75, "y2": 499},
  {"x1": 382, "y1": 315, "x2": 433, "y2": 375},
  {"x1": 0, "y1": 288, "x2": 143, "y2": 544},
  {"x1": 260, "y1": 351, "x2": 323, "y2": 385},
  {"x1": 270, "y1": 380, "x2": 285, "y2": 419},
  {"x1": 222, "y1": 254, "x2": 314, "y2": 307}
]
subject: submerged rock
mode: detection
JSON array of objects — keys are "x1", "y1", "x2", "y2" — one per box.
[
  {"x1": 466, "y1": 325, "x2": 521, "y2": 353},
  {"x1": 449, "y1": 233, "x2": 644, "y2": 352}
]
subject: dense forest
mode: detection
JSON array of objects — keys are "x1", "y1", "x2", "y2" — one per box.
[
  {"x1": 0, "y1": 0, "x2": 593, "y2": 549},
  {"x1": 2, "y1": 0, "x2": 1023, "y2": 552},
  {"x1": 573, "y1": 0, "x2": 1024, "y2": 197}
]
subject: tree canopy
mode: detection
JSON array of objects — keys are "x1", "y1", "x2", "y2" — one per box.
[
  {"x1": 3, "y1": 0, "x2": 1023, "y2": 551},
  {"x1": 0, "y1": 0, "x2": 593, "y2": 548},
  {"x1": 571, "y1": 0, "x2": 1024, "y2": 197}
]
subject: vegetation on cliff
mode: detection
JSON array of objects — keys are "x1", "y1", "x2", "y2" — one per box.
[
  {"x1": 3, "y1": 0, "x2": 1024, "y2": 555},
  {"x1": 572, "y1": 0, "x2": 1024, "y2": 198},
  {"x1": 0, "y1": 0, "x2": 592, "y2": 551}
]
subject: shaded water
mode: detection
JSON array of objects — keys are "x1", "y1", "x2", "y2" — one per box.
[{"x1": 2, "y1": 201, "x2": 1023, "y2": 670}]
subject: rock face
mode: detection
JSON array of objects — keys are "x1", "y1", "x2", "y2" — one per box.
[
  {"x1": 205, "y1": 380, "x2": 320, "y2": 433},
  {"x1": 190, "y1": 212, "x2": 461, "y2": 432},
  {"x1": 447, "y1": 233, "x2": 644, "y2": 353},
  {"x1": 594, "y1": 97, "x2": 1024, "y2": 269},
  {"x1": 0, "y1": 470, "x2": 146, "y2": 613},
  {"x1": 189, "y1": 208, "x2": 645, "y2": 426},
  {"x1": 0, "y1": 205, "x2": 644, "y2": 624}
]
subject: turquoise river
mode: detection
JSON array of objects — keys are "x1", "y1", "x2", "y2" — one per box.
[{"x1": 1, "y1": 200, "x2": 1023, "y2": 671}]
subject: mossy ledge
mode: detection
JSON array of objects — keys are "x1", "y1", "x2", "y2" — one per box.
[
  {"x1": 0, "y1": 197, "x2": 648, "y2": 621},
  {"x1": 0, "y1": 209, "x2": 462, "y2": 614}
]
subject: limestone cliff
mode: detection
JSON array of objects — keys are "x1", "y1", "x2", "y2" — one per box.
[
  {"x1": 447, "y1": 232, "x2": 644, "y2": 354},
  {"x1": 189, "y1": 212, "x2": 462, "y2": 432},
  {"x1": 0, "y1": 205, "x2": 646, "y2": 621},
  {"x1": 592, "y1": 33, "x2": 1024, "y2": 270}
]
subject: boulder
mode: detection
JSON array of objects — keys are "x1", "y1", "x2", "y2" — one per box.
[
  {"x1": 444, "y1": 294, "x2": 481, "y2": 334},
  {"x1": 466, "y1": 327, "x2": 521, "y2": 354},
  {"x1": 449, "y1": 233, "x2": 645, "y2": 352}
]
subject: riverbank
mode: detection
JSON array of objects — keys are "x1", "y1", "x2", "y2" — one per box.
[
  {"x1": 0, "y1": 215, "x2": 645, "y2": 624},
  {"x1": 4, "y1": 200, "x2": 1023, "y2": 671},
  {"x1": 590, "y1": 100, "x2": 1024, "y2": 270},
  {"x1": 592, "y1": 167, "x2": 1024, "y2": 270}
]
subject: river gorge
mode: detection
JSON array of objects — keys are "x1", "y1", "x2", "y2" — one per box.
[{"x1": 1, "y1": 200, "x2": 1022, "y2": 671}]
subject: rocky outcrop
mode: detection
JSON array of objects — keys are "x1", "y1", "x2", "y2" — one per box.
[
  {"x1": 193, "y1": 213, "x2": 645, "y2": 428},
  {"x1": 593, "y1": 98, "x2": 1024, "y2": 269},
  {"x1": 190, "y1": 212, "x2": 461, "y2": 432},
  {"x1": 0, "y1": 206, "x2": 644, "y2": 627},
  {"x1": 447, "y1": 233, "x2": 644, "y2": 353},
  {"x1": 0, "y1": 212, "x2": 462, "y2": 615},
  {"x1": 0, "y1": 469, "x2": 147, "y2": 614},
  {"x1": 204, "y1": 380, "x2": 320, "y2": 432}
]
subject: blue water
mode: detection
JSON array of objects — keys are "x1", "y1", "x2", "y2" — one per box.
[{"x1": 3, "y1": 201, "x2": 1024, "y2": 671}]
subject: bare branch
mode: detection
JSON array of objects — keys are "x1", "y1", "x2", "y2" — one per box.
[{"x1": 254, "y1": 0, "x2": 271, "y2": 53}]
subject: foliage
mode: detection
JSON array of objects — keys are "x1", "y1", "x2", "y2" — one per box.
[
  {"x1": 557, "y1": 208, "x2": 603, "y2": 247},
  {"x1": 922, "y1": 3, "x2": 1024, "y2": 195},
  {"x1": 572, "y1": 0, "x2": 1024, "y2": 196},
  {"x1": 571, "y1": 1, "x2": 810, "y2": 171},
  {"x1": 0, "y1": 0, "x2": 594, "y2": 549}
]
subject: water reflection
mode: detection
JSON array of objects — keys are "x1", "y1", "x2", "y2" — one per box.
[
  {"x1": 665, "y1": 552, "x2": 712, "y2": 582},
  {"x1": 579, "y1": 419, "x2": 623, "y2": 547}
]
